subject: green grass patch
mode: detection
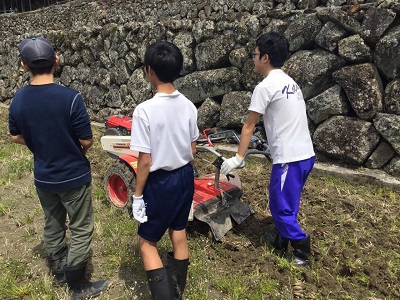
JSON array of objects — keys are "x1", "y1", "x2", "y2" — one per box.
[
  {"x1": 0, "y1": 258, "x2": 58, "y2": 299},
  {"x1": 0, "y1": 202, "x2": 11, "y2": 216},
  {"x1": 0, "y1": 143, "x2": 33, "y2": 185},
  {"x1": 214, "y1": 274, "x2": 250, "y2": 299}
]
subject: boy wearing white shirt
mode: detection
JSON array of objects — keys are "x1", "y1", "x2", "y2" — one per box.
[
  {"x1": 221, "y1": 32, "x2": 315, "y2": 267},
  {"x1": 130, "y1": 41, "x2": 199, "y2": 299}
]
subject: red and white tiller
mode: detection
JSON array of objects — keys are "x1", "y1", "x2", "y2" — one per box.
[{"x1": 101, "y1": 115, "x2": 270, "y2": 241}]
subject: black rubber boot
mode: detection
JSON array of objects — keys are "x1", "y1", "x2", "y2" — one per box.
[
  {"x1": 64, "y1": 261, "x2": 108, "y2": 300},
  {"x1": 290, "y1": 235, "x2": 311, "y2": 267},
  {"x1": 267, "y1": 232, "x2": 289, "y2": 254},
  {"x1": 47, "y1": 246, "x2": 68, "y2": 285},
  {"x1": 146, "y1": 267, "x2": 174, "y2": 300},
  {"x1": 166, "y1": 252, "x2": 189, "y2": 300}
]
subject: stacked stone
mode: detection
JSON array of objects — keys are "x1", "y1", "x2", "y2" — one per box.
[{"x1": 0, "y1": 0, "x2": 399, "y2": 176}]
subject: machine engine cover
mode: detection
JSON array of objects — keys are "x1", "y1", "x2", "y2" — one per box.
[{"x1": 106, "y1": 115, "x2": 132, "y2": 132}]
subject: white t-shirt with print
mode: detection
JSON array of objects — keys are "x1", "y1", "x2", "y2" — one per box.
[
  {"x1": 248, "y1": 69, "x2": 315, "y2": 164},
  {"x1": 130, "y1": 90, "x2": 199, "y2": 172}
]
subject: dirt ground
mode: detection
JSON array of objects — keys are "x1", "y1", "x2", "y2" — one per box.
[
  {"x1": 1, "y1": 105, "x2": 399, "y2": 299},
  {"x1": 187, "y1": 163, "x2": 400, "y2": 299},
  {"x1": 189, "y1": 151, "x2": 400, "y2": 299}
]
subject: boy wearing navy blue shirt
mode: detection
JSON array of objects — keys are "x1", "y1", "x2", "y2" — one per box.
[
  {"x1": 9, "y1": 37, "x2": 107, "y2": 298},
  {"x1": 130, "y1": 41, "x2": 199, "y2": 299}
]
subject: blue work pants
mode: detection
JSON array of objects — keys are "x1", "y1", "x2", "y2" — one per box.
[{"x1": 269, "y1": 157, "x2": 315, "y2": 241}]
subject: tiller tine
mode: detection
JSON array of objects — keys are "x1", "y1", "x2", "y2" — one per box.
[{"x1": 193, "y1": 187, "x2": 254, "y2": 241}]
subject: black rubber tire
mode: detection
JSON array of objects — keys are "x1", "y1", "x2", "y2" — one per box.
[{"x1": 103, "y1": 160, "x2": 136, "y2": 217}]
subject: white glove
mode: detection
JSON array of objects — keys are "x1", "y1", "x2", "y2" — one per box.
[
  {"x1": 221, "y1": 154, "x2": 245, "y2": 175},
  {"x1": 132, "y1": 195, "x2": 148, "y2": 223}
]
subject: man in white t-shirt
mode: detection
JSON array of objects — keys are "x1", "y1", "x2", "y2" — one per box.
[
  {"x1": 221, "y1": 32, "x2": 315, "y2": 267},
  {"x1": 129, "y1": 41, "x2": 199, "y2": 299}
]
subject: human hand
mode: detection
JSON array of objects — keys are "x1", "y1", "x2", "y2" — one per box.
[
  {"x1": 220, "y1": 154, "x2": 245, "y2": 175},
  {"x1": 132, "y1": 195, "x2": 148, "y2": 223}
]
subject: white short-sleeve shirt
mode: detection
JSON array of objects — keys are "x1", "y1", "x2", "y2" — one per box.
[
  {"x1": 249, "y1": 69, "x2": 315, "y2": 164},
  {"x1": 130, "y1": 90, "x2": 199, "y2": 172}
]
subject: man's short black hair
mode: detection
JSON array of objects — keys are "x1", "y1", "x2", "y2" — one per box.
[
  {"x1": 256, "y1": 32, "x2": 290, "y2": 67},
  {"x1": 27, "y1": 64, "x2": 54, "y2": 76},
  {"x1": 144, "y1": 41, "x2": 183, "y2": 83}
]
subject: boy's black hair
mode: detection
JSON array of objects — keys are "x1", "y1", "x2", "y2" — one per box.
[
  {"x1": 26, "y1": 62, "x2": 54, "y2": 76},
  {"x1": 144, "y1": 41, "x2": 183, "y2": 83},
  {"x1": 256, "y1": 32, "x2": 289, "y2": 67}
]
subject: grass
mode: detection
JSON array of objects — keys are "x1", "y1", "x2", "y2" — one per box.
[
  {"x1": 0, "y1": 257, "x2": 62, "y2": 300},
  {"x1": 0, "y1": 141, "x2": 33, "y2": 186},
  {"x1": 0, "y1": 202, "x2": 11, "y2": 216},
  {"x1": 0, "y1": 105, "x2": 400, "y2": 299}
]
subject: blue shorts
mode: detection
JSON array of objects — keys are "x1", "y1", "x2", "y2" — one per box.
[{"x1": 138, "y1": 163, "x2": 194, "y2": 242}]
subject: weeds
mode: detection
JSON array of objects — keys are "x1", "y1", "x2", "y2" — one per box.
[
  {"x1": 214, "y1": 275, "x2": 249, "y2": 299},
  {"x1": 259, "y1": 278, "x2": 280, "y2": 296},
  {"x1": 0, "y1": 258, "x2": 50, "y2": 299},
  {"x1": 0, "y1": 202, "x2": 11, "y2": 216},
  {"x1": 0, "y1": 106, "x2": 399, "y2": 299},
  {"x1": 0, "y1": 144, "x2": 33, "y2": 186}
]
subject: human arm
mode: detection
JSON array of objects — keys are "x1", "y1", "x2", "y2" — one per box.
[
  {"x1": 190, "y1": 141, "x2": 199, "y2": 177},
  {"x1": 10, "y1": 134, "x2": 26, "y2": 145},
  {"x1": 236, "y1": 111, "x2": 261, "y2": 157},
  {"x1": 79, "y1": 138, "x2": 93, "y2": 154},
  {"x1": 191, "y1": 141, "x2": 197, "y2": 159},
  {"x1": 134, "y1": 152, "x2": 151, "y2": 197},
  {"x1": 221, "y1": 111, "x2": 261, "y2": 174},
  {"x1": 131, "y1": 152, "x2": 151, "y2": 223},
  {"x1": 8, "y1": 109, "x2": 25, "y2": 146},
  {"x1": 70, "y1": 93, "x2": 93, "y2": 154},
  {"x1": 129, "y1": 104, "x2": 153, "y2": 222}
]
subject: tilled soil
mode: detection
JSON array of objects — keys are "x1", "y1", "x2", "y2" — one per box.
[
  {"x1": 188, "y1": 153, "x2": 400, "y2": 299},
  {"x1": 1, "y1": 106, "x2": 399, "y2": 299}
]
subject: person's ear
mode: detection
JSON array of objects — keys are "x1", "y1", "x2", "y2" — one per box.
[
  {"x1": 20, "y1": 60, "x2": 30, "y2": 72},
  {"x1": 262, "y1": 53, "x2": 269, "y2": 63},
  {"x1": 147, "y1": 66, "x2": 155, "y2": 76},
  {"x1": 55, "y1": 55, "x2": 60, "y2": 67}
]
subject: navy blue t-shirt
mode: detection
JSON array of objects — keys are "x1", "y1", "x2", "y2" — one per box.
[{"x1": 9, "y1": 83, "x2": 92, "y2": 191}]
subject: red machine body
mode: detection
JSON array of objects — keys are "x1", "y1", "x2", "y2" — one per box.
[
  {"x1": 101, "y1": 115, "x2": 258, "y2": 241},
  {"x1": 106, "y1": 115, "x2": 133, "y2": 131},
  {"x1": 193, "y1": 174, "x2": 238, "y2": 206}
]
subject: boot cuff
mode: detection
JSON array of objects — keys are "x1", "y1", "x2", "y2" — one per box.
[{"x1": 64, "y1": 260, "x2": 87, "y2": 271}]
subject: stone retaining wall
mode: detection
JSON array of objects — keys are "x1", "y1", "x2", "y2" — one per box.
[{"x1": 1, "y1": 0, "x2": 399, "y2": 176}]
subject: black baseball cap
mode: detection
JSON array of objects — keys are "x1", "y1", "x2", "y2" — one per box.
[{"x1": 18, "y1": 37, "x2": 56, "y2": 68}]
